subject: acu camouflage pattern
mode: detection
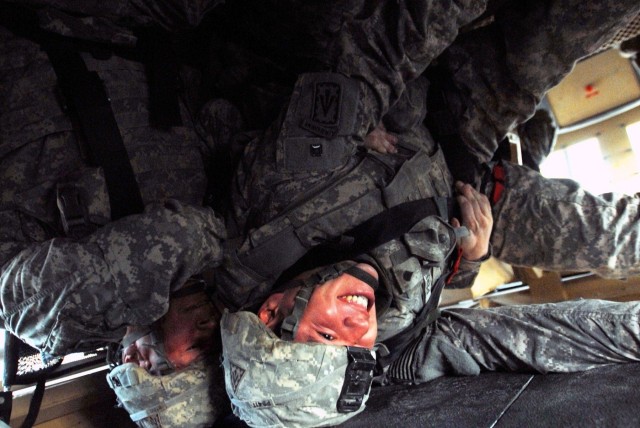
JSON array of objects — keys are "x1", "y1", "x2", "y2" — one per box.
[
  {"x1": 1, "y1": 201, "x2": 225, "y2": 357},
  {"x1": 214, "y1": 72, "x2": 482, "y2": 314},
  {"x1": 107, "y1": 358, "x2": 228, "y2": 428},
  {"x1": 515, "y1": 108, "x2": 557, "y2": 170},
  {"x1": 221, "y1": 311, "x2": 374, "y2": 428},
  {"x1": 328, "y1": 0, "x2": 640, "y2": 281},
  {"x1": 219, "y1": 0, "x2": 489, "y2": 131},
  {"x1": 388, "y1": 299, "x2": 640, "y2": 384},
  {"x1": 491, "y1": 161, "x2": 640, "y2": 279},
  {"x1": 434, "y1": 0, "x2": 640, "y2": 166},
  {"x1": 3, "y1": 0, "x2": 224, "y2": 39},
  {"x1": 0, "y1": 6, "x2": 226, "y2": 357}
]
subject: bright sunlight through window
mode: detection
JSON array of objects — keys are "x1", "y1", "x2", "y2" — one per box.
[{"x1": 540, "y1": 137, "x2": 611, "y2": 194}]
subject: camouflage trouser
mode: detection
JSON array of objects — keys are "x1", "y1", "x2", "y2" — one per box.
[
  {"x1": 491, "y1": 161, "x2": 640, "y2": 279},
  {"x1": 387, "y1": 299, "x2": 640, "y2": 383}
]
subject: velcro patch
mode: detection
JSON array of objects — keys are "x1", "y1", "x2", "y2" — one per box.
[
  {"x1": 230, "y1": 363, "x2": 245, "y2": 394},
  {"x1": 301, "y1": 81, "x2": 341, "y2": 138}
]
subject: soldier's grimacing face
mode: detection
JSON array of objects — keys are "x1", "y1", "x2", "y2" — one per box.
[
  {"x1": 259, "y1": 263, "x2": 379, "y2": 348},
  {"x1": 294, "y1": 263, "x2": 378, "y2": 348}
]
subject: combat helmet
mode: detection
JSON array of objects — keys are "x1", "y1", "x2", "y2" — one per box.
[
  {"x1": 106, "y1": 277, "x2": 227, "y2": 427},
  {"x1": 106, "y1": 358, "x2": 227, "y2": 428},
  {"x1": 221, "y1": 309, "x2": 376, "y2": 428}
]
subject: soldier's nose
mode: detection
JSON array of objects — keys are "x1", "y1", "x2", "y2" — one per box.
[{"x1": 344, "y1": 313, "x2": 369, "y2": 331}]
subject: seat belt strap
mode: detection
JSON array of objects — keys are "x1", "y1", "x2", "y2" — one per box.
[{"x1": 291, "y1": 196, "x2": 459, "y2": 274}]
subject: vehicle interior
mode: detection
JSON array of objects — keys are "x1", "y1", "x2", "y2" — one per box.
[{"x1": 1, "y1": 8, "x2": 640, "y2": 428}]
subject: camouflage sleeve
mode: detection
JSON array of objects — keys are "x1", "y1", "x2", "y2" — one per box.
[
  {"x1": 387, "y1": 299, "x2": 640, "y2": 384},
  {"x1": 1, "y1": 201, "x2": 225, "y2": 346},
  {"x1": 446, "y1": 257, "x2": 483, "y2": 290},
  {"x1": 332, "y1": 0, "x2": 487, "y2": 132},
  {"x1": 85, "y1": 200, "x2": 226, "y2": 322},
  {"x1": 491, "y1": 162, "x2": 640, "y2": 279},
  {"x1": 434, "y1": 0, "x2": 640, "y2": 166}
]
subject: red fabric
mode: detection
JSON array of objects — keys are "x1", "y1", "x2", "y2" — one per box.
[
  {"x1": 491, "y1": 163, "x2": 506, "y2": 204},
  {"x1": 446, "y1": 247, "x2": 464, "y2": 284}
]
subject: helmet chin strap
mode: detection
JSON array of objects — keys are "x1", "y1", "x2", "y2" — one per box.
[{"x1": 280, "y1": 262, "x2": 378, "y2": 341}]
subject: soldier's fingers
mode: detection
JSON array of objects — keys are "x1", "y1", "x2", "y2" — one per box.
[
  {"x1": 460, "y1": 183, "x2": 491, "y2": 225},
  {"x1": 386, "y1": 132, "x2": 398, "y2": 145},
  {"x1": 457, "y1": 194, "x2": 478, "y2": 231}
]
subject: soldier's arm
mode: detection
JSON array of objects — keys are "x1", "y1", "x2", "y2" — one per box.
[
  {"x1": 0, "y1": 201, "x2": 225, "y2": 356},
  {"x1": 332, "y1": 0, "x2": 486, "y2": 134}
]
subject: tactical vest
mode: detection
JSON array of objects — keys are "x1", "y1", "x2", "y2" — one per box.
[{"x1": 217, "y1": 121, "x2": 456, "y2": 296}]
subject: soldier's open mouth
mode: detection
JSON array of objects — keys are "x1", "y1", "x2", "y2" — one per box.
[{"x1": 341, "y1": 294, "x2": 369, "y2": 309}]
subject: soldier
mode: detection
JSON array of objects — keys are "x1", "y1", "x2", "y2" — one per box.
[
  {"x1": 207, "y1": 0, "x2": 640, "y2": 281},
  {"x1": 0, "y1": 1, "x2": 231, "y2": 426},
  {"x1": 205, "y1": 1, "x2": 640, "y2": 426},
  {"x1": 216, "y1": 72, "x2": 640, "y2": 427}
]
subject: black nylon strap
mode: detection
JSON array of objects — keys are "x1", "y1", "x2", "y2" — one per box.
[
  {"x1": 20, "y1": 377, "x2": 46, "y2": 428},
  {"x1": 0, "y1": 4, "x2": 144, "y2": 220},
  {"x1": 375, "y1": 274, "x2": 447, "y2": 370},
  {"x1": 286, "y1": 196, "x2": 458, "y2": 276},
  {"x1": 339, "y1": 196, "x2": 456, "y2": 257},
  {"x1": 44, "y1": 45, "x2": 145, "y2": 219},
  {"x1": 343, "y1": 266, "x2": 378, "y2": 289}
]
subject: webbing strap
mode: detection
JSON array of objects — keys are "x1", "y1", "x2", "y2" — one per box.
[
  {"x1": 375, "y1": 274, "x2": 448, "y2": 370},
  {"x1": 337, "y1": 196, "x2": 455, "y2": 258},
  {"x1": 343, "y1": 266, "x2": 378, "y2": 289},
  {"x1": 44, "y1": 45, "x2": 145, "y2": 219},
  {"x1": 19, "y1": 377, "x2": 46, "y2": 428},
  {"x1": 291, "y1": 196, "x2": 458, "y2": 273},
  {"x1": 0, "y1": 4, "x2": 144, "y2": 220}
]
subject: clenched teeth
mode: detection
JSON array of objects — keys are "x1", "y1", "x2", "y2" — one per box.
[{"x1": 343, "y1": 295, "x2": 369, "y2": 309}]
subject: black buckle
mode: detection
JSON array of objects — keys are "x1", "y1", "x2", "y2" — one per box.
[{"x1": 337, "y1": 347, "x2": 376, "y2": 413}]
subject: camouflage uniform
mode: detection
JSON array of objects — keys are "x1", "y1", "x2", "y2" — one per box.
[
  {"x1": 213, "y1": 2, "x2": 496, "y2": 349},
  {"x1": 0, "y1": 1, "x2": 225, "y2": 358},
  {"x1": 211, "y1": 0, "x2": 640, "y2": 393},
  {"x1": 394, "y1": 76, "x2": 640, "y2": 280},
  {"x1": 213, "y1": 72, "x2": 483, "y2": 331},
  {"x1": 387, "y1": 299, "x2": 640, "y2": 384},
  {"x1": 433, "y1": 0, "x2": 640, "y2": 169},
  {"x1": 491, "y1": 162, "x2": 640, "y2": 279},
  {"x1": 427, "y1": 1, "x2": 640, "y2": 279}
]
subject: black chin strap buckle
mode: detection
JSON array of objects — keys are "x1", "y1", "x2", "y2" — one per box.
[{"x1": 337, "y1": 347, "x2": 376, "y2": 413}]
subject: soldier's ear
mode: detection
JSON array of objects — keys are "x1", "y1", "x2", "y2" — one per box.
[{"x1": 258, "y1": 293, "x2": 286, "y2": 329}]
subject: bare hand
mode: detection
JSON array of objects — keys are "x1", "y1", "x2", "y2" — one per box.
[
  {"x1": 451, "y1": 181, "x2": 493, "y2": 261},
  {"x1": 364, "y1": 122, "x2": 398, "y2": 154}
]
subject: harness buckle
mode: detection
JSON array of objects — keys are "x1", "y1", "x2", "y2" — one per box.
[{"x1": 56, "y1": 183, "x2": 94, "y2": 238}]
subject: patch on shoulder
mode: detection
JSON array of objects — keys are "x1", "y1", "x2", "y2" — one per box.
[
  {"x1": 230, "y1": 363, "x2": 245, "y2": 393},
  {"x1": 301, "y1": 81, "x2": 341, "y2": 138}
]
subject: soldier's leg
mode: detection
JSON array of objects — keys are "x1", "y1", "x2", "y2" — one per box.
[
  {"x1": 387, "y1": 299, "x2": 640, "y2": 384},
  {"x1": 490, "y1": 161, "x2": 640, "y2": 279}
]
